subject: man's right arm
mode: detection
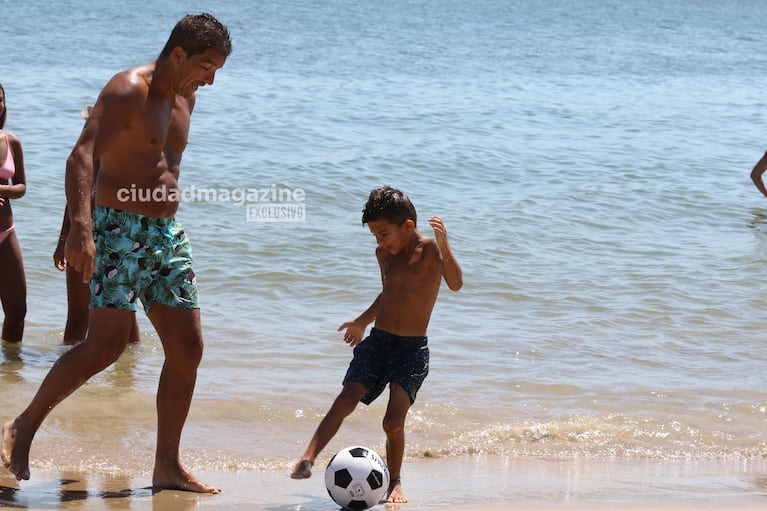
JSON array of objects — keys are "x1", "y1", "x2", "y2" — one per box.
[{"x1": 64, "y1": 70, "x2": 145, "y2": 280}]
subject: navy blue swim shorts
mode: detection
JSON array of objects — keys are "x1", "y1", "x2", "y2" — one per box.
[{"x1": 343, "y1": 327, "x2": 429, "y2": 405}]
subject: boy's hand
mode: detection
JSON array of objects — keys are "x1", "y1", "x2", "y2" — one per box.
[
  {"x1": 429, "y1": 215, "x2": 464, "y2": 291},
  {"x1": 338, "y1": 321, "x2": 366, "y2": 347},
  {"x1": 428, "y1": 215, "x2": 449, "y2": 244}
]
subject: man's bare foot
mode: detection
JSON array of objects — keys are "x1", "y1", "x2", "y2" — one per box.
[
  {"x1": 2, "y1": 419, "x2": 31, "y2": 481},
  {"x1": 152, "y1": 466, "x2": 220, "y2": 494},
  {"x1": 385, "y1": 477, "x2": 408, "y2": 504},
  {"x1": 290, "y1": 459, "x2": 313, "y2": 479}
]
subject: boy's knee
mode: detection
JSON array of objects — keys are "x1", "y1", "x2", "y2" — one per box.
[
  {"x1": 333, "y1": 388, "x2": 364, "y2": 415},
  {"x1": 382, "y1": 415, "x2": 406, "y2": 436}
]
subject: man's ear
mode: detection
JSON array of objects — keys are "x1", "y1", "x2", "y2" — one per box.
[
  {"x1": 171, "y1": 46, "x2": 188, "y2": 64},
  {"x1": 404, "y1": 219, "x2": 416, "y2": 232}
]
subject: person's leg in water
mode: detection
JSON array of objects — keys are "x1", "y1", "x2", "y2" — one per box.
[
  {"x1": 0, "y1": 228, "x2": 26, "y2": 343},
  {"x1": 2, "y1": 307, "x2": 134, "y2": 480},
  {"x1": 290, "y1": 381, "x2": 368, "y2": 479},
  {"x1": 382, "y1": 383, "x2": 411, "y2": 504},
  {"x1": 147, "y1": 304, "x2": 217, "y2": 493},
  {"x1": 64, "y1": 265, "x2": 140, "y2": 345},
  {"x1": 62, "y1": 265, "x2": 89, "y2": 345}
]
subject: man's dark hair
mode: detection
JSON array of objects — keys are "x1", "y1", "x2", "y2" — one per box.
[
  {"x1": 160, "y1": 13, "x2": 232, "y2": 59},
  {"x1": 362, "y1": 186, "x2": 417, "y2": 226}
]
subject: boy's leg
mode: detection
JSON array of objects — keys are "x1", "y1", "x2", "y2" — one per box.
[
  {"x1": 147, "y1": 304, "x2": 217, "y2": 493},
  {"x1": 382, "y1": 383, "x2": 411, "y2": 503},
  {"x1": 2, "y1": 307, "x2": 134, "y2": 481},
  {"x1": 291, "y1": 381, "x2": 367, "y2": 479}
]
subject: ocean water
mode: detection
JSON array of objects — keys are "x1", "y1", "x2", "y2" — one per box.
[{"x1": 1, "y1": 0, "x2": 767, "y2": 484}]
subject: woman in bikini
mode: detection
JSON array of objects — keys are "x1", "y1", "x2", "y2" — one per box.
[{"x1": 0, "y1": 82, "x2": 27, "y2": 343}]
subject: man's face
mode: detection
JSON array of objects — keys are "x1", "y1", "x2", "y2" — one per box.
[{"x1": 174, "y1": 48, "x2": 227, "y2": 97}]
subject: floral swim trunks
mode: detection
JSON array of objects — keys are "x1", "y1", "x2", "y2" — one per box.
[
  {"x1": 89, "y1": 205, "x2": 199, "y2": 314},
  {"x1": 343, "y1": 327, "x2": 429, "y2": 405}
]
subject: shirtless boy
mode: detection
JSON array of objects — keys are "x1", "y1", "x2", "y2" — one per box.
[
  {"x1": 291, "y1": 186, "x2": 463, "y2": 504},
  {"x1": 2, "y1": 13, "x2": 231, "y2": 493}
]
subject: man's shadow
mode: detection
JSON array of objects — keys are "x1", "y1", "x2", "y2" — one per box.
[{"x1": 0, "y1": 478, "x2": 153, "y2": 509}]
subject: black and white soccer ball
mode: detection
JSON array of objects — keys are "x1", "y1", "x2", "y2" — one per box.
[{"x1": 324, "y1": 446, "x2": 390, "y2": 510}]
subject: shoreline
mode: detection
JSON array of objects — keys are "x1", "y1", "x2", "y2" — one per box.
[{"x1": 1, "y1": 456, "x2": 765, "y2": 510}]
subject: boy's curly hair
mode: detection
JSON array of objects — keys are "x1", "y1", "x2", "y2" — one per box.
[{"x1": 362, "y1": 186, "x2": 417, "y2": 226}]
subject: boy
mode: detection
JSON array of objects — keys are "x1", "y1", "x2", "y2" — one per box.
[{"x1": 291, "y1": 186, "x2": 463, "y2": 504}]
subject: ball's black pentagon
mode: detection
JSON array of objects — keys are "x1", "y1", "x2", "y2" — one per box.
[
  {"x1": 346, "y1": 500, "x2": 369, "y2": 510},
  {"x1": 367, "y1": 469, "x2": 384, "y2": 490},
  {"x1": 348, "y1": 447, "x2": 368, "y2": 458},
  {"x1": 334, "y1": 468, "x2": 353, "y2": 488}
]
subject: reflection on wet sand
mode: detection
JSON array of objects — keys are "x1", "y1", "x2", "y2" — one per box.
[{"x1": 0, "y1": 473, "x2": 159, "y2": 510}]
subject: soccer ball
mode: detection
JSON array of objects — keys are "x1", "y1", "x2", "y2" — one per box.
[{"x1": 325, "y1": 446, "x2": 390, "y2": 510}]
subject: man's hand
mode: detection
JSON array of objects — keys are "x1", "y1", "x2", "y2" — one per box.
[{"x1": 65, "y1": 224, "x2": 96, "y2": 283}]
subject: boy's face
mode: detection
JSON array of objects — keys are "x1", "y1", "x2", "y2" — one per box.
[{"x1": 367, "y1": 219, "x2": 415, "y2": 255}]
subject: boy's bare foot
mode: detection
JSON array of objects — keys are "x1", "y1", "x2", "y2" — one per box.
[
  {"x1": 290, "y1": 459, "x2": 313, "y2": 479},
  {"x1": 152, "y1": 465, "x2": 220, "y2": 494},
  {"x1": 385, "y1": 477, "x2": 408, "y2": 504},
  {"x1": 2, "y1": 419, "x2": 31, "y2": 481}
]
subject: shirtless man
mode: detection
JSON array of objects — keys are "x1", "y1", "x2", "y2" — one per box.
[
  {"x1": 290, "y1": 186, "x2": 463, "y2": 504},
  {"x1": 2, "y1": 13, "x2": 231, "y2": 493}
]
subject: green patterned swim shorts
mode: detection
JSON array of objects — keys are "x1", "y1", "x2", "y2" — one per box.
[{"x1": 89, "y1": 205, "x2": 199, "y2": 314}]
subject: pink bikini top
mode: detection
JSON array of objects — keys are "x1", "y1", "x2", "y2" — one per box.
[{"x1": 0, "y1": 132, "x2": 15, "y2": 180}]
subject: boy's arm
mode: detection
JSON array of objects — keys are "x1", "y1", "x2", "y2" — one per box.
[
  {"x1": 338, "y1": 247, "x2": 387, "y2": 346},
  {"x1": 429, "y1": 216, "x2": 463, "y2": 291},
  {"x1": 338, "y1": 293, "x2": 381, "y2": 347},
  {"x1": 751, "y1": 150, "x2": 767, "y2": 197}
]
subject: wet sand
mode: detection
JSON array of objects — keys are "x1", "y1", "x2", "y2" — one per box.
[{"x1": 0, "y1": 455, "x2": 765, "y2": 510}]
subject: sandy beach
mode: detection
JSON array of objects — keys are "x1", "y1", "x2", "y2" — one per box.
[{"x1": 1, "y1": 456, "x2": 765, "y2": 511}]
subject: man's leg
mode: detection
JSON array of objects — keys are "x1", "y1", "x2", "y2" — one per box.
[
  {"x1": 2, "y1": 307, "x2": 135, "y2": 480},
  {"x1": 291, "y1": 381, "x2": 367, "y2": 479},
  {"x1": 147, "y1": 304, "x2": 217, "y2": 493},
  {"x1": 382, "y1": 383, "x2": 411, "y2": 503}
]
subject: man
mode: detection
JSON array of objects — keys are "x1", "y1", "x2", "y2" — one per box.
[{"x1": 1, "y1": 13, "x2": 231, "y2": 493}]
